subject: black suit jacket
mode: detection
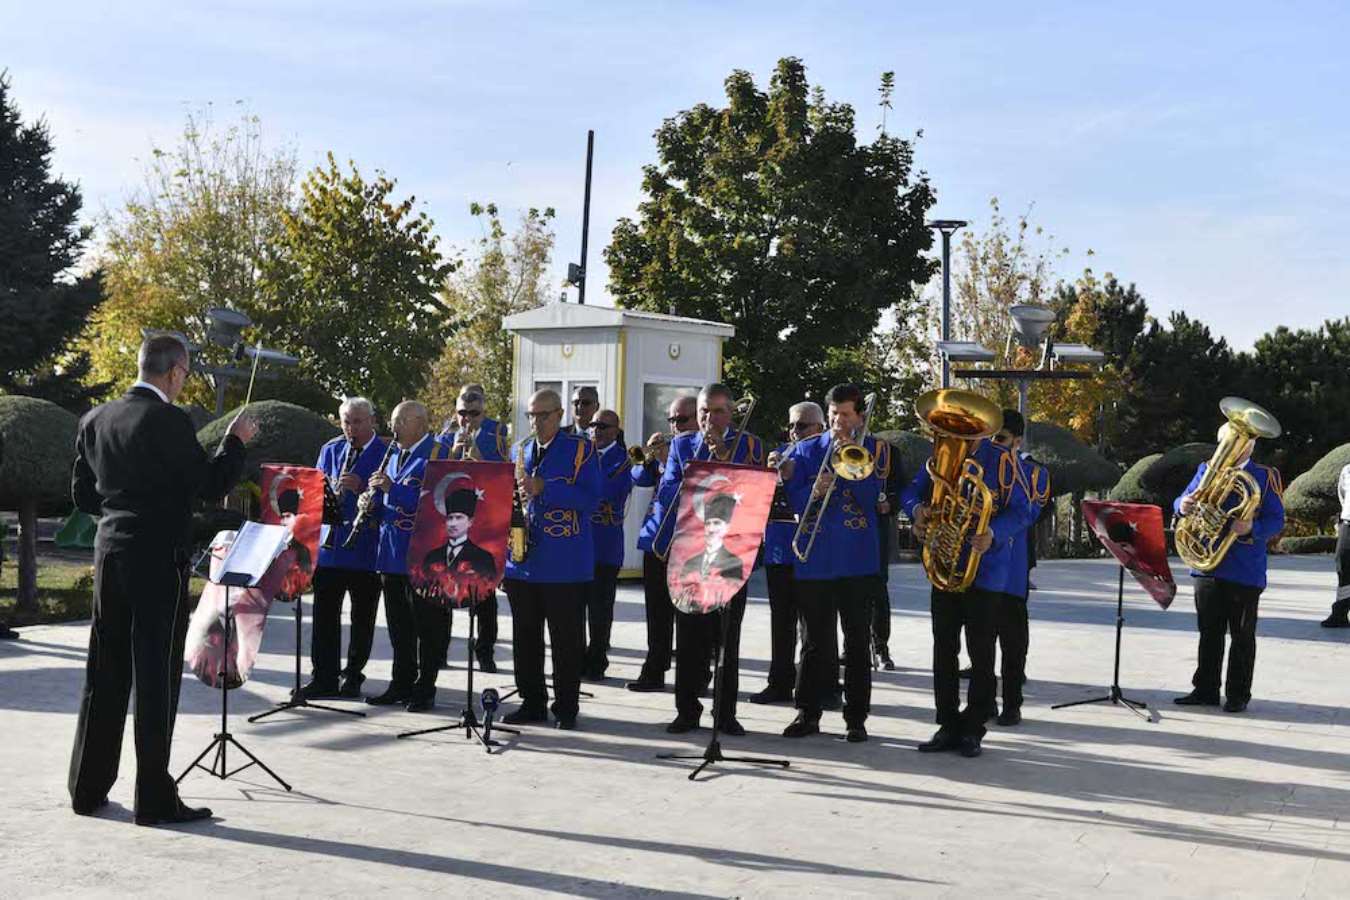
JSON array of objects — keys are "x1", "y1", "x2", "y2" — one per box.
[
  {"x1": 680, "y1": 545, "x2": 744, "y2": 583},
  {"x1": 423, "y1": 539, "x2": 499, "y2": 582},
  {"x1": 71, "y1": 387, "x2": 246, "y2": 557}
]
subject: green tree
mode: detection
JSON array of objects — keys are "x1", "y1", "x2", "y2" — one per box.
[
  {"x1": 0, "y1": 73, "x2": 106, "y2": 413},
  {"x1": 421, "y1": 203, "x2": 555, "y2": 427},
  {"x1": 605, "y1": 58, "x2": 936, "y2": 426},
  {"x1": 88, "y1": 108, "x2": 297, "y2": 406},
  {"x1": 258, "y1": 154, "x2": 456, "y2": 417}
]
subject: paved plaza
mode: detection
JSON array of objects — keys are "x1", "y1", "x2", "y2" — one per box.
[{"x1": 2, "y1": 555, "x2": 1348, "y2": 898}]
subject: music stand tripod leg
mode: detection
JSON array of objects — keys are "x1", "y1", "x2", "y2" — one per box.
[
  {"x1": 249, "y1": 592, "x2": 367, "y2": 723},
  {"x1": 1050, "y1": 566, "x2": 1153, "y2": 722}
]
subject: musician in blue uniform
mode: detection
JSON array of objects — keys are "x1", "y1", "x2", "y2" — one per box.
[
  {"x1": 865, "y1": 442, "x2": 903, "y2": 671},
  {"x1": 502, "y1": 389, "x2": 602, "y2": 730},
  {"x1": 991, "y1": 410, "x2": 1051, "y2": 727},
  {"x1": 303, "y1": 397, "x2": 388, "y2": 700},
  {"x1": 661, "y1": 384, "x2": 764, "y2": 737},
  {"x1": 902, "y1": 434, "x2": 1034, "y2": 758},
  {"x1": 1172, "y1": 451, "x2": 1285, "y2": 713},
  {"x1": 436, "y1": 384, "x2": 510, "y2": 672},
  {"x1": 751, "y1": 402, "x2": 825, "y2": 705},
  {"x1": 777, "y1": 385, "x2": 888, "y2": 743},
  {"x1": 583, "y1": 409, "x2": 633, "y2": 680},
  {"x1": 626, "y1": 394, "x2": 698, "y2": 693},
  {"x1": 366, "y1": 401, "x2": 447, "y2": 712}
]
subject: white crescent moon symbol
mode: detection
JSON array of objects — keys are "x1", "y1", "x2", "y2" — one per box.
[
  {"x1": 434, "y1": 471, "x2": 474, "y2": 516},
  {"x1": 691, "y1": 472, "x2": 731, "y2": 519}
]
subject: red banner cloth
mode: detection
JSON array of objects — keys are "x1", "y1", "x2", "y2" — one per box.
[
  {"x1": 260, "y1": 464, "x2": 325, "y2": 598},
  {"x1": 1081, "y1": 499, "x2": 1177, "y2": 609},
  {"x1": 408, "y1": 460, "x2": 513, "y2": 607}
]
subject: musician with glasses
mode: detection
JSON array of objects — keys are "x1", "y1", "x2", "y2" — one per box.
[
  {"x1": 582, "y1": 409, "x2": 633, "y2": 680},
  {"x1": 626, "y1": 394, "x2": 699, "y2": 693},
  {"x1": 304, "y1": 397, "x2": 388, "y2": 700},
  {"x1": 565, "y1": 385, "x2": 600, "y2": 435},
  {"x1": 436, "y1": 384, "x2": 509, "y2": 672},
  {"x1": 502, "y1": 389, "x2": 602, "y2": 730},
  {"x1": 661, "y1": 384, "x2": 763, "y2": 737}
]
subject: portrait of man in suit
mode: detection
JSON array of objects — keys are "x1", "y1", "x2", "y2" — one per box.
[
  {"x1": 423, "y1": 478, "x2": 498, "y2": 584},
  {"x1": 679, "y1": 492, "x2": 743, "y2": 583}
]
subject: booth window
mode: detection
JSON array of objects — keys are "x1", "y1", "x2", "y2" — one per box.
[{"x1": 643, "y1": 382, "x2": 699, "y2": 441}]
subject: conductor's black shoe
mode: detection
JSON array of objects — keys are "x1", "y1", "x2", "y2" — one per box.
[
  {"x1": 782, "y1": 713, "x2": 821, "y2": 738},
  {"x1": 337, "y1": 677, "x2": 363, "y2": 699},
  {"x1": 298, "y1": 680, "x2": 340, "y2": 700},
  {"x1": 625, "y1": 677, "x2": 664, "y2": 693},
  {"x1": 749, "y1": 686, "x2": 793, "y2": 704},
  {"x1": 134, "y1": 802, "x2": 213, "y2": 827},
  {"x1": 366, "y1": 688, "x2": 412, "y2": 706},
  {"x1": 503, "y1": 706, "x2": 548, "y2": 725},
  {"x1": 1222, "y1": 698, "x2": 1249, "y2": 713},
  {"x1": 917, "y1": 729, "x2": 961, "y2": 753},
  {"x1": 476, "y1": 652, "x2": 498, "y2": 673},
  {"x1": 0, "y1": 625, "x2": 19, "y2": 640},
  {"x1": 1173, "y1": 691, "x2": 1221, "y2": 706},
  {"x1": 997, "y1": 707, "x2": 1022, "y2": 727},
  {"x1": 846, "y1": 724, "x2": 868, "y2": 743},
  {"x1": 958, "y1": 736, "x2": 983, "y2": 758},
  {"x1": 72, "y1": 795, "x2": 109, "y2": 816},
  {"x1": 666, "y1": 714, "x2": 700, "y2": 734},
  {"x1": 878, "y1": 648, "x2": 895, "y2": 671},
  {"x1": 555, "y1": 716, "x2": 577, "y2": 730},
  {"x1": 959, "y1": 667, "x2": 972, "y2": 680},
  {"x1": 406, "y1": 698, "x2": 435, "y2": 713},
  {"x1": 718, "y1": 717, "x2": 746, "y2": 737},
  {"x1": 1321, "y1": 614, "x2": 1350, "y2": 628}
]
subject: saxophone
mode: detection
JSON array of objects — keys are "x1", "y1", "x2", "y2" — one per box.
[{"x1": 509, "y1": 429, "x2": 534, "y2": 564}]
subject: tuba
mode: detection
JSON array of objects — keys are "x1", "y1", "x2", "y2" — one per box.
[
  {"x1": 791, "y1": 393, "x2": 878, "y2": 562},
  {"x1": 914, "y1": 389, "x2": 1004, "y2": 593},
  {"x1": 1175, "y1": 396, "x2": 1281, "y2": 572}
]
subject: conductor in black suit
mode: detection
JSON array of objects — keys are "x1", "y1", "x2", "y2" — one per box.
[
  {"x1": 422, "y1": 484, "x2": 498, "y2": 583},
  {"x1": 68, "y1": 334, "x2": 257, "y2": 827}
]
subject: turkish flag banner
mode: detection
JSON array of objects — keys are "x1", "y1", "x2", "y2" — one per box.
[
  {"x1": 408, "y1": 460, "x2": 513, "y2": 607},
  {"x1": 667, "y1": 461, "x2": 778, "y2": 614},
  {"x1": 1082, "y1": 500, "x2": 1177, "y2": 609},
  {"x1": 260, "y1": 464, "x2": 325, "y2": 598}
]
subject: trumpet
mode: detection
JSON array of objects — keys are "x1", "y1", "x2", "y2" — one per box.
[
  {"x1": 791, "y1": 393, "x2": 878, "y2": 563},
  {"x1": 450, "y1": 425, "x2": 481, "y2": 461},
  {"x1": 628, "y1": 432, "x2": 670, "y2": 467}
]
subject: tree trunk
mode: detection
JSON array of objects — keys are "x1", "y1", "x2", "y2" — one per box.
[
  {"x1": 1071, "y1": 491, "x2": 1085, "y2": 545},
  {"x1": 16, "y1": 498, "x2": 38, "y2": 613}
]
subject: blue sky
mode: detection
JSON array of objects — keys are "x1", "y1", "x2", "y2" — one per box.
[{"x1": 5, "y1": 0, "x2": 1347, "y2": 349}]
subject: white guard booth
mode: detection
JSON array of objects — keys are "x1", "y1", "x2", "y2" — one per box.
[{"x1": 502, "y1": 302, "x2": 733, "y2": 577}]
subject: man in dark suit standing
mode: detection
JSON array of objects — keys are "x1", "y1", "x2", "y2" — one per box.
[{"x1": 68, "y1": 334, "x2": 257, "y2": 826}]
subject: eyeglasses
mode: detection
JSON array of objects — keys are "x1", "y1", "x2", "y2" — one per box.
[
  {"x1": 668, "y1": 415, "x2": 691, "y2": 425},
  {"x1": 527, "y1": 409, "x2": 560, "y2": 420},
  {"x1": 588, "y1": 423, "x2": 616, "y2": 432},
  {"x1": 456, "y1": 409, "x2": 483, "y2": 418},
  {"x1": 572, "y1": 398, "x2": 596, "y2": 406},
  {"x1": 993, "y1": 432, "x2": 1014, "y2": 445},
  {"x1": 172, "y1": 363, "x2": 190, "y2": 378}
]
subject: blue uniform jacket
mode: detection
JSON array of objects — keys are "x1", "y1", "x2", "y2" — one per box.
[
  {"x1": 900, "y1": 438, "x2": 1035, "y2": 593},
  {"x1": 652, "y1": 427, "x2": 765, "y2": 558},
  {"x1": 437, "y1": 416, "x2": 509, "y2": 462},
  {"x1": 373, "y1": 434, "x2": 440, "y2": 575},
  {"x1": 764, "y1": 442, "x2": 795, "y2": 567},
  {"x1": 785, "y1": 434, "x2": 890, "y2": 581},
  {"x1": 1003, "y1": 453, "x2": 1051, "y2": 599},
  {"x1": 505, "y1": 430, "x2": 602, "y2": 583},
  {"x1": 1173, "y1": 460, "x2": 1285, "y2": 589},
  {"x1": 316, "y1": 435, "x2": 389, "y2": 571},
  {"x1": 632, "y1": 457, "x2": 673, "y2": 553},
  {"x1": 592, "y1": 442, "x2": 635, "y2": 568}
]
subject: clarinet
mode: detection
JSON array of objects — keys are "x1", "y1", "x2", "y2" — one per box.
[
  {"x1": 343, "y1": 439, "x2": 398, "y2": 550},
  {"x1": 320, "y1": 441, "x2": 358, "y2": 551}
]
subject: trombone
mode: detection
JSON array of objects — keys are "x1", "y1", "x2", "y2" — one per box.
[{"x1": 791, "y1": 392, "x2": 878, "y2": 563}]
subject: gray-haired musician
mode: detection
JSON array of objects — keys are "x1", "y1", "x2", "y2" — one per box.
[{"x1": 1320, "y1": 461, "x2": 1350, "y2": 628}]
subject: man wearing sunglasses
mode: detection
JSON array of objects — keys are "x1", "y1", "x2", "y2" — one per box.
[
  {"x1": 627, "y1": 394, "x2": 698, "y2": 693},
  {"x1": 565, "y1": 385, "x2": 600, "y2": 436},
  {"x1": 436, "y1": 384, "x2": 509, "y2": 672},
  {"x1": 583, "y1": 409, "x2": 633, "y2": 679}
]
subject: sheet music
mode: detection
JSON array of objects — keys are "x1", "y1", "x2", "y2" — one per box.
[{"x1": 217, "y1": 521, "x2": 289, "y2": 587}]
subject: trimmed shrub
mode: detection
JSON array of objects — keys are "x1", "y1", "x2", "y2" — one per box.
[
  {"x1": 197, "y1": 400, "x2": 340, "y2": 482},
  {"x1": 1278, "y1": 535, "x2": 1337, "y2": 555},
  {"x1": 1283, "y1": 443, "x2": 1350, "y2": 529},
  {"x1": 875, "y1": 430, "x2": 933, "y2": 486},
  {"x1": 1024, "y1": 421, "x2": 1120, "y2": 496}
]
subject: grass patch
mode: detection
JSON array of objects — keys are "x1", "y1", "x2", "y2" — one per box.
[{"x1": 0, "y1": 557, "x2": 209, "y2": 626}]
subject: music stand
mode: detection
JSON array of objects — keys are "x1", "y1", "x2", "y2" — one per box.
[
  {"x1": 658, "y1": 600, "x2": 790, "y2": 781},
  {"x1": 1052, "y1": 565, "x2": 1153, "y2": 722},
  {"x1": 178, "y1": 574, "x2": 292, "y2": 790},
  {"x1": 398, "y1": 598, "x2": 520, "y2": 752},
  {"x1": 248, "y1": 592, "x2": 366, "y2": 723}
]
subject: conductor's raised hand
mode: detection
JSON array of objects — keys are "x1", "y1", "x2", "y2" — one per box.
[{"x1": 227, "y1": 414, "x2": 259, "y2": 444}]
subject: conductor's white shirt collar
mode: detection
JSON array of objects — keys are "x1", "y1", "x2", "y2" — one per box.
[{"x1": 131, "y1": 380, "x2": 170, "y2": 404}]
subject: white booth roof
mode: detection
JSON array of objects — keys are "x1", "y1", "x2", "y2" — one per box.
[{"x1": 502, "y1": 303, "x2": 735, "y2": 338}]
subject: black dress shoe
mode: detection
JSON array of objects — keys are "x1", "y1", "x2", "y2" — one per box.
[
  {"x1": 1173, "y1": 691, "x2": 1221, "y2": 706},
  {"x1": 337, "y1": 678, "x2": 364, "y2": 699},
  {"x1": 72, "y1": 795, "x2": 109, "y2": 816},
  {"x1": 996, "y1": 708, "x2": 1022, "y2": 727},
  {"x1": 958, "y1": 736, "x2": 983, "y2": 758},
  {"x1": 555, "y1": 716, "x2": 577, "y2": 730},
  {"x1": 846, "y1": 724, "x2": 868, "y2": 743},
  {"x1": 0, "y1": 625, "x2": 19, "y2": 640},
  {"x1": 1223, "y1": 698, "x2": 1249, "y2": 713},
  {"x1": 476, "y1": 653, "x2": 498, "y2": 673},
  {"x1": 718, "y1": 717, "x2": 746, "y2": 737},
  {"x1": 666, "y1": 714, "x2": 700, "y2": 734},
  {"x1": 135, "y1": 802, "x2": 213, "y2": 827},
  {"x1": 917, "y1": 729, "x2": 961, "y2": 753},
  {"x1": 1321, "y1": 614, "x2": 1350, "y2": 628},
  {"x1": 878, "y1": 649, "x2": 895, "y2": 671},
  {"x1": 366, "y1": 688, "x2": 412, "y2": 706},
  {"x1": 298, "y1": 680, "x2": 340, "y2": 700},
  {"x1": 503, "y1": 706, "x2": 548, "y2": 725},
  {"x1": 625, "y1": 678, "x2": 665, "y2": 693},
  {"x1": 749, "y1": 686, "x2": 793, "y2": 705},
  {"x1": 782, "y1": 713, "x2": 821, "y2": 738},
  {"x1": 406, "y1": 697, "x2": 435, "y2": 713}
]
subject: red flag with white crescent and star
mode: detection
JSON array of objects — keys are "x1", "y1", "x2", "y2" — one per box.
[{"x1": 1081, "y1": 500, "x2": 1176, "y2": 609}]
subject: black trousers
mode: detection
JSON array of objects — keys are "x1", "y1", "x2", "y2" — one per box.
[
  {"x1": 444, "y1": 590, "x2": 499, "y2": 660},
  {"x1": 674, "y1": 586, "x2": 747, "y2": 723},
  {"x1": 865, "y1": 574, "x2": 892, "y2": 651},
  {"x1": 638, "y1": 551, "x2": 675, "y2": 681},
  {"x1": 504, "y1": 579, "x2": 584, "y2": 719},
  {"x1": 765, "y1": 564, "x2": 798, "y2": 690},
  {"x1": 995, "y1": 593, "x2": 1029, "y2": 711},
  {"x1": 381, "y1": 574, "x2": 448, "y2": 700},
  {"x1": 931, "y1": 587, "x2": 997, "y2": 739},
  {"x1": 582, "y1": 564, "x2": 621, "y2": 673},
  {"x1": 310, "y1": 566, "x2": 381, "y2": 686},
  {"x1": 1332, "y1": 522, "x2": 1350, "y2": 616},
  {"x1": 797, "y1": 577, "x2": 872, "y2": 726},
  {"x1": 69, "y1": 548, "x2": 190, "y2": 815},
  {"x1": 1192, "y1": 575, "x2": 1262, "y2": 703}
]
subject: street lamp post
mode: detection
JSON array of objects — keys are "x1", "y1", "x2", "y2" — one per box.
[{"x1": 927, "y1": 219, "x2": 968, "y2": 388}]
